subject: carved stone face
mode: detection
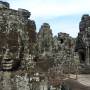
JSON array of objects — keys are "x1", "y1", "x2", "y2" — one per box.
[{"x1": 0, "y1": 31, "x2": 23, "y2": 71}]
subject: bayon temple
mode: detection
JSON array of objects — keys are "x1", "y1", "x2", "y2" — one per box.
[{"x1": 0, "y1": 1, "x2": 90, "y2": 90}]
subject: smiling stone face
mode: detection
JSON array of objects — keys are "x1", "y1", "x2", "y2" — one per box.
[
  {"x1": 0, "y1": 31, "x2": 23, "y2": 71},
  {"x1": 0, "y1": 2, "x2": 36, "y2": 71},
  {"x1": 0, "y1": 7, "x2": 25, "y2": 71}
]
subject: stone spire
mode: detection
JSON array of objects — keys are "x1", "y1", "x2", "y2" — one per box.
[{"x1": 37, "y1": 23, "x2": 53, "y2": 54}]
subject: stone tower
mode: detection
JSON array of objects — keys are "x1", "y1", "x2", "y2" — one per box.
[
  {"x1": 75, "y1": 14, "x2": 90, "y2": 66},
  {"x1": 37, "y1": 23, "x2": 53, "y2": 54}
]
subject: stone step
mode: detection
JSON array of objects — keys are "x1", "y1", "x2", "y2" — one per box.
[{"x1": 79, "y1": 65, "x2": 90, "y2": 74}]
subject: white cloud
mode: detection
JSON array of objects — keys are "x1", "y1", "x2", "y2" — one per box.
[
  {"x1": 8, "y1": 0, "x2": 90, "y2": 17},
  {"x1": 31, "y1": 0, "x2": 90, "y2": 18}
]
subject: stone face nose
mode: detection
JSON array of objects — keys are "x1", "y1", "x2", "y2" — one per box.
[{"x1": 3, "y1": 49, "x2": 10, "y2": 59}]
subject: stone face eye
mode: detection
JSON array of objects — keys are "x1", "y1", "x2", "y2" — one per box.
[
  {"x1": 60, "y1": 39, "x2": 64, "y2": 44},
  {"x1": 0, "y1": 48, "x2": 6, "y2": 54}
]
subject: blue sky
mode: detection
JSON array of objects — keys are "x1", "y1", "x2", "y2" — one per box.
[{"x1": 5, "y1": 0, "x2": 90, "y2": 37}]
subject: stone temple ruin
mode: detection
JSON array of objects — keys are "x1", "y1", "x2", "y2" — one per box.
[
  {"x1": 0, "y1": 1, "x2": 88, "y2": 73},
  {"x1": 0, "y1": 1, "x2": 82, "y2": 74},
  {"x1": 36, "y1": 22, "x2": 78, "y2": 74},
  {"x1": 0, "y1": 1, "x2": 90, "y2": 90},
  {"x1": 0, "y1": 1, "x2": 36, "y2": 71}
]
